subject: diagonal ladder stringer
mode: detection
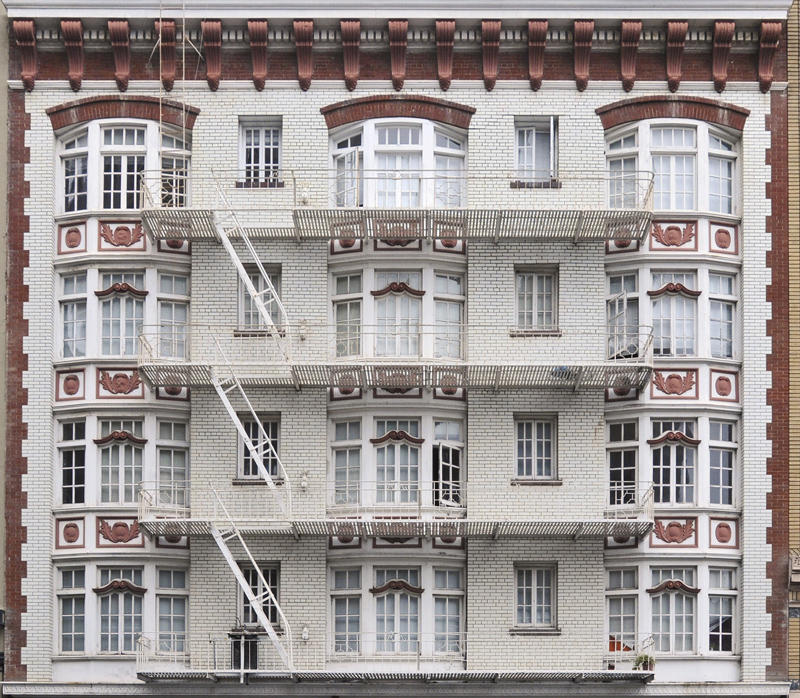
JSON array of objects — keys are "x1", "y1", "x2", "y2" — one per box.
[
  {"x1": 210, "y1": 337, "x2": 292, "y2": 518},
  {"x1": 209, "y1": 492, "x2": 294, "y2": 671}
]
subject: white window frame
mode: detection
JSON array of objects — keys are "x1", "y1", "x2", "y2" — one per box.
[
  {"x1": 157, "y1": 272, "x2": 190, "y2": 359},
  {"x1": 60, "y1": 272, "x2": 88, "y2": 359},
  {"x1": 649, "y1": 125, "x2": 697, "y2": 211},
  {"x1": 332, "y1": 419, "x2": 362, "y2": 506},
  {"x1": 651, "y1": 419, "x2": 696, "y2": 506},
  {"x1": 238, "y1": 117, "x2": 282, "y2": 183},
  {"x1": 98, "y1": 418, "x2": 144, "y2": 504},
  {"x1": 333, "y1": 272, "x2": 363, "y2": 358},
  {"x1": 514, "y1": 116, "x2": 558, "y2": 183},
  {"x1": 58, "y1": 418, "x2": 87, "y2": 505},
  {"x1": 515, "y1": 267, "x2": 558, "y2": 331},
  {"x1": 708, "y1": 133, "x2": 737, "y2": 215},
  {"x1": 156, "y1": 568, "x2": 188, "y2": 653},
  {"x1": 651, "y1": 271, "x2": 697, "y2": 357},
  {"x1": 708, "y1": 567, "x2": 737, "y2": 654},
  {"x1": 606, "y1": 568, "x2": 638, "y2": 655},
  {"x1": 239, "y1": 564, "x2": 279, "y2": 628},
  {"x1": 61, "y1": 130, "x2": 88, "y2": 213},
  {"x1": 709, "y1": 271, "x2": 737, "y2": 359},
  {"x1": 606, "y1": 272, "x2": 640, "y2": 358},
  {"x1": 433, "y1": 272, "x2": 465, "y2": 359},
  {"x1": 100, "y1": 125, "x2": 147, "y2": 210},
  {"x1": 156, "y1": 420, "x2": 189, "y2": 507},
  {"x1": 238, "y1": 265, "x2": 282, "y2": 330},
  {"x1": 650, "y1": 567, "x2": 696, "y2": 655},
  {"x1": 607, "y1": 421, "x2": 638, "y2": 507},
  {"x1": 606, "y1": 130, "x2": 638, "y2": 208},
  {"x1": 331, "y1": 568, "x2": 362, "y2": 653},
  {"x1": 514, "y1": 416, "x2": 557, "y2": 481},
  {"x1": 58, "y1": 567, "x2": 86, "y2": 654},
  {"x1": 709, "y1": 420, "x2": 737, "y2": 507},
  {"x1": 433, "y1": 567, "x2": 464, "y2": 652},
  {"x1": 238, "y1": 415, "x2": 280, "y2": 480},
  {"x1": 514, "y1": 564, "x2": 557, "y2": 629},
  {"x1": 97, "y1": 567, "x2": 144, "y2": 654}
]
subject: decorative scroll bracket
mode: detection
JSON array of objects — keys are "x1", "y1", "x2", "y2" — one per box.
[
  {"x1": 620, "y1": 20, "x2": 641, "y2": 92},
  {"x1": 712, "y1": 20, "x2": 735, "y2": 93},
  {"x1": 12, "y1": 20, "x2": 37, "y2": 92},
  {"x1": 155, "y1": 20, "x2": 176, "y2": 91},
  {"x1": 294, "y1": 20, "x2": 314, "y2": 91},
  {"x1": 527, "y1": 20, "x2": 548, "y2": 91},
  {"x1": 248, "y1": 20, "x2": 269, "y2": 91},
  {"x1": 389, "y1": 20, "x2": 408, "y2": 91},
  {"x1": 481, "y1": 20, "x2": 501, "y2": 91},
  {"x1": 666, "y1": 21, "x2": 688, "y2": 93},
  {"x1": 108, "y1": 20, "x2": 130, "y2": 91},
  {"x1": 758, "y1": 21, "x2": 782, "y2": 93},
  {"x1": 573, "y1": 20, "x2": 594, "y2": 92},
  {"x1": 202, "y1": 19, "x2": 223, "y2": 91},
  {"x1": 341, "y1": 19, "x2": 361, "y2": 91},
  {"x1": 60, "y1": 19, "x2": 84, "y2": 92},
  {"x1": 436, "y1": 20, "x2": 455, "y2": 91}
]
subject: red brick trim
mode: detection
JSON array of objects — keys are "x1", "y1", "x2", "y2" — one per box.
[
  {"x1": 595, "y1": 95, "x2": 750, "y2": 131},
  {"x1": 320, "y1": 94, "x2": 475, "y2": 130},
  {"x1": 765, "y1": 87, "x2": 789, "y2": 681},
  {"x1": 45, "y1": 95, "x2": 200, "y2": 131},
  {"x1": 5, "y1": 90, "x2": 30, "y2": 681}
]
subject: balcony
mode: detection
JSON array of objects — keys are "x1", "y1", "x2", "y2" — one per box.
[
  {"x1": 604, "y1": 633, "x2": 655, "y2": 671},
  {"x1": 137, "y1": 632, "x2": 654, "y2": 683},
  {"x1": 137, "y1": 323, "x2": 654, "y2": 391},
  {"x1": 137, "y1": 481, "x2": 654, "y2": 540},
  {"x1": 139, "y1": 169, "x2": 654, "y2": 243}
]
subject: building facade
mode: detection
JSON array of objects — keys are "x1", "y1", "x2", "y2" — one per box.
[{"x1": 2, "y1": 2, "x2": 792, "y2": 695}]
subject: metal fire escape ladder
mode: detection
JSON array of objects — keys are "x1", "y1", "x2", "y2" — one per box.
[
  {"x1": 209, "y1": 491, "x2": 294, "y2": 671},
  {"x1": 210, "y1": 336, "x2": 292, "y2": 518}
]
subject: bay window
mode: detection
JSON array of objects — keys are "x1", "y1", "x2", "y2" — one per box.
[
  {"x1": 99, "y1": 419, "x2": 143, "y2": 504},
  {"x1": 59, "y1": 419, "x2": 86, "y2": 505},
  {"x1": 333, "y1": 273, "x2": 362, "y2": 357},
  {"x1": 374, "y1": 419, "x2": 420, "y2": 504},
  {"x1": 100, "y1": 272, "x2": 145, "y2": 356},
  {"x1": 606, "y1": 568, "x2": 637, "y2": 654},
  {"x1": 709, "y1": 272, "x2": 736, "y2": 359},
  {"x1": 651, "y1": 126, "x2": 696, "y2": 210},
  {"x1": 157, "y1": 420, "x2": 189, "y2": 506},
  {"x1": 708, "y1": 568, "x2": 736, "y2": 652},
  {"x1": 709, "y1": 421, "x2": 736, "y2": 506},
  {"x1": 375, "y1": 568, "x2": 420, "y2": 652},
  {"x1": 433, "y1": 420, "x2": 463, "y2": 506},
  {"x1": 375, "y1": 271, "x2": 422, "y2": 357},
  {"x1": 607, "y1": 131, "x2": 637, "y2": 208},
  {"x1": 709, "y1": 134, "x2": 735, "y2": 214},
  {"x1": 433, "y1": 569, "x2": 463, "y2": 651},
  {"x1": 333, "y1": 420, "x2": 361, "y2": 505},
  {"x1": 158, "y1": 273, "x2": 189, "y2": 359},
  {"x1": 332, "y1": 569, "x2": 361, "y2": 653},
  {"x1": 62, "y1": 131, "x2": 88, "y2": 212},
  {"x1": 101, "y1": 126, "x2": 146, "y2": 210},
  {"x1": 607, "y1": 272, "x2": 639, "y2": 358},
  {"x1": 61, "y1": 273, "x2": 87, "y2": 358},
  {"x1": 607, "y1": 421, "x2": 637, "y2": 506},
  {"x1": 651, "y1": 420, "x2": 696, "y2": 505},
  {"x1": 651, "y1": 271, "x2": 696, "y2": 356},
  {"x1": 59, "y1": 568, "x2": 86, "y2": 653},
  {"x1": 157, "y1": 569, "x2": 187, "y2": 653},
  {"x1": 651, "y1": 568, "x2": 696, "y2": 653},
  {"x1": 98, "y1": 567, "x2": 143, "y2": 653},
  {"x1": 434, "y1": 273, "x2": 464, "y2": 359}
]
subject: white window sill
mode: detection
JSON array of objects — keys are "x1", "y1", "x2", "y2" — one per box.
[
  {"x1": 511, "y1": 479, "x2": 562, "y2": 487},
  {"x1": 509, "y1": 328, "x2": 562, "y2": 338},
  {"x1": 509, "y1": 627, "x2": 561, "y2": 636},
  {"x1": 232, "y1": 478, "x2": 284, "y2": 486}
]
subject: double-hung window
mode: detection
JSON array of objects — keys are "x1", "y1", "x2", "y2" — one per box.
[
  {"x1": 651, "y1": 271, "x2": 696, "y2": 356},
  {"x1": 374, "y1": 419, "x2": 420, "y2": 504},
  {"x1": 709, "y1": 272, "x2": 736, "y2": 359},
  {"x1": 160, "y1": 133, "x2": 191, "y2": 207},
  {"x1": 607, "y1": 131, "x2": 637, "y2": 208},
  {"x1": 331, "y1": 569, "x2": 361, "y2": 653},
  {"x1": 59, "y1": 568, "x2": 86, "y2": 653},
  {"x1": 515, "y1": 117, "x2": 558, "y2": 184},
  {"x1": 606, "y1": 569, "x2": 637, "y2": 654},
  {"x1": 434, "y1": 273, "x2": 464, "y2": 359},
  {"x1": 59, "y1": 419, "x2": 86, "y2": 505},
  {"x1": 240, "y1": 266, "x2": 282, "y2": 330},
  {"x1": 607, "y1": 421, "x2": 637, "y2": 506},
  {"x1": 515, "y1": 417, "x2": 556, "y2": 480},
  {"x1": 98, "y1": 567, "x2": 143, "y2": 653},
  {"x1": 433, "y1": 420, "x2": 464, "y2": 506},
  {"x1": 374, "y1": 271, "x2": 422, "y2": 357},
  {"x1": 434, "y1": 130, "x2": 466, "y2": 206},
  {"x1": 158, "y1": 273, "x2": 189, "y2": 358},
  {"x1": 61, "y1": 273, "x2": 87, "y2": 358},
  {"x1": 101, "y1": 126, "x2": 146, "y2": 210},
  {"x1": 433, "y1": 569, "x2": 463, "y2": 652},
  {"x1": 333, "y1": 132, "x2": 364, "y2": 207},
  {"x1": 240, "y1": 564, "x2": 279, "y2": 626},
  {"x1": 239, "y1": 416, "x2": 279, "y2": 479},
  {"x1": 708, "y1": 134, "x2": 736, "y2": 215},
  {"x1": 709, "y1": 421, "x2": 736, "y2": 506},
  {"x1": 651, "y1": 419, "x2": 696, "y2": 505},
  {"x1": 157, "y1": 420, "x2": 189, "y2": 507},
  {"x1": 333, "y1": 273, "x2": 362, "y2": 357},
  {"x1": 651, "y1": 126, "x2": 696, "y2": 211},
  {"x1": 651, "y1": 567, "x2": 696, "y2": 653},
  {"x1": 375, "y1": 568, "x2": 420, "y2": 652},
  {"x1": 157, "y1": 569, "x2": 188, "y2": 653},
  {"x1": 62, "y1": 131, "x2": 88, "y2": 212},
  {"x1": 239, "y1": 119, "x2": 281, "y2": 184},
  {"x1": 375, "y1": 125, "x2": 422, "y2": 208},
  {"x1": 100, "y1": 272, "x2": 145, "y2": 356},
  {"x1": 99, "y1": 419, "x2": 143, "y2": 504},
  {"x1": 607, "y1": 273, "x2": 639, "y2": 358},
  {"x1": 333, "y1": 420, "x2": 361, "y2": 505},
  {"x1": 515, "y1": 268, "x2": 557, "y2": 331},
  {"x1": 708, "y1": 568, "x2": 736, "y2": 652},
  {"x1": 515, "y1": 565, "x2": 556, "y2": 629}
]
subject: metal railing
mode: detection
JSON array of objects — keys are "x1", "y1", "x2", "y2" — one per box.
[
  {"x1": 327, "y1": 480, "x2": 465, "y2": 515},
  {"x1": 139, "y1": 168, "x2": 654, "y2": 241},
  {"x1": 604, "y1": 483, "x2": 654, "y2": 521},
  {"x1": 138, "y1": 323, "x2": 654, "y2": 367},
  {"x1": 604, "y1": 633, "x2": 655, "y2": 669}
]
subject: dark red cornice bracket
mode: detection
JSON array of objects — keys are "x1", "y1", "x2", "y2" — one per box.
[
  {"x1": 388, "y1": 20, "x2": 408, "y2": 91},
  {"x1": 202, "y1": 20, "x2": 222, "y2": 91},
  {"x1": 712, "y1": 20, "x2": 735, "y2": 93},
  {"x1": 646, "y1": 579, "x2": 700, "y2": 595},
  {"x1": 370, "y1": 579, "x2": 424, "y2": 595},
  {"x1": 94, "y1": 282, "x2": 149, "y2": 298},
  {"x1": 620, "y1": 20, "x2": 641, "y2": 92},
  {"x1": 155, "y1": 20, "x2": 176, "y2": 91},
  {"x1": 12, "y1": 20, "x2": 37, "y2": 92},
  {"x1": 370, "y1": 281, "x2": 425, "y2": 297},
  {"x1": 248, "y1": 20, "x2": 268, "y2": 91},
  {"x1": 436, "y1": 20, "x2": 455, "y2": 91},
  {"x1": 93, "y1": 579, "x2": 147, "y2": 595},
  {"x1": 647, "y1": 282, "x2": 701, "y2": 298},
  {"x1": 481, "y1": 20, "x2": 501, "y2": 91},
  {"x1": 370, "y1": 430, "x2": 425, "y2": 445},
  {"x1": 108, "y1": 20, "x2": 130, "y2": 92},
  {"x1": 341, "y1": 20, "x2": 361, "y2": 91},
  {"x1": 527, "y1": 20, "x2": 547, "y2": 91},
  {"x1": 60, "y1": 20, "x2": 84, "y2": 92},
  {"x1": 93, "y1": 430, "x2": 148, "y2": 446},
  {"x1": 294, "y1": 20, "x2": 314, "y2": 91},
  {"x1": 666, "y1": 21, "x2": 688, "y2": 92},
  {"x1": 647, "y1": 430, "x2": 701, "y2": 447},
  {"x1": 573, "y1": 20, "x2": 594, "y2": 92},
  {"x1": 758, "y1": 21, "x2": 782, "y2": 93}
]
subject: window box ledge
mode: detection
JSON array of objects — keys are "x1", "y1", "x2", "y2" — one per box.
[
  {"x1": 233, "y1": 328, "x2": 286, "y2": 338},
  {"x1": 508, "y1": 328, "x2": 562, "y2": 338},
  {"x1": 229, "y1": 627, "x2": 284, "y2": 636},
  {"x1": 509, "y1": 627, "x2": 562, "y2": 636},
  {"x1": 510, "y1": 479, "x2": 563, "y2": 487},
  {"x1": 232, "y1": 478, "x2": 284, "y2": 487},
  {"x1": 235, "y1": 179, "x2": 285, "y2": 189},
  {"x1": 510, "y1": 179, "x2": 562, "y2": 190}
]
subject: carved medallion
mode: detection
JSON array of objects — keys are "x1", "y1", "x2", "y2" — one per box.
[
  {"x1": 99, "y1": 370, "x2": 141, "y2": 395},
  {"x1": 100, "y1": 222, "x2": 144, "y2": 247},
  {"x1": 98, "y1": 519, "x2": 140, "y2": 543},
  {"x1": 715, "y1": 522, "x2": 732, "y2": 544},
  {"x1": 63, "y1": 374, "x2": 81, "y2": 396},
  {"x1": 652, "y1": 222, "x2": 695, "y2": 247},
  {"x1": 166, "y1": 239, "x2": 185, "y2": 249},
  {"x1": 165, "y1": 385, "x2": 183, "y2": 396},
  {"x1": 714, "y1": 228, "x2": 732, "y2": 249},
  {"x1": 654, "y1": 519, "x2": 694, "y2": 544},
  {"x1": 65, "y1": 227, "x2": 82, "y2": 248},
  {"x1": 715, "y1": 376, "x2": 732, "y2": 397},
  {"x1": 63, "y1": 523, "x2": 80, "y2": 543},
  {"x1": 164, "y1": 534, "x2": 183, "y2": 544},
  {"x1": 338, "y1": 237, "x2": 356, "y2": 249},
  {"x1": 653, "y1": 371, "x2": 695, "y2": 396}
]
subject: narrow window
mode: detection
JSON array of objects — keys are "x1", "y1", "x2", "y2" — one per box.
[
  {"x1": 516, "y1": 566, "x2": 556, "y2": 628},
  {"x1": 60, "y1": 419, "x2": 86, "y2": 505}
]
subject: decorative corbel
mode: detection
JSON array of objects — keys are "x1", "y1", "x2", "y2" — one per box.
[
  {"x1": 646, "y1": 431, "x2": 701, "y2": 447},
  {"x1": 108, "y1": 20, "x2": 130, "y2": 91},
  {"x1": 155, "y1": 20, "x2": 176, "y2": 91},
  {"x1": 294, "y1": 20, "x2": 314, "y2": 91},
  {"x1": 620, "y1": 20, "x2": 641, "y2": 92},
  {"x1": 202, "y1": 20, "x2": 222, "y2": 91},
  {"x1": 93, "y1": 430, "x2": 148, "y2": 446},
  {"x1": 370, "y1": 430, "x2": 425, "y2": 445},
  {"x1": 573, "y1": 20, "x2": 594, "y2": 92},
  {"x1": 481, "y1": 20, "x2": 501, "y2": 91},
  {"x1": 647, "y1": 282, "x2": 701, "y2": 298},
  {"x1": 758, "y1": 21, "x2": 782, "y2": 93},
  {"x1": 712, "y1": 20, "x2": 735, "y2": 93},
  {"x1": 527, "y1": 19, "x2": 547, "y2": 91},
  {"x1": 369, "y1": 579, "x2": 424, "y2": 595},
  {"x1": 436, "y1": 19, "x2": 455, "y2": 91},
  {"x1": 248, "y1": 20, "x2": 268, "y2": 91},
  {"x1": 60, "y1": 20, "x2": 84, "y2": 92},
  {"x1": 12, "y1": 20, "x2": 37, "y2": 92},
  {"x1": 646, "y1": 579, "x2": 700, "y2": 595},
  {"x1": 388, "y1": 19, "x2": 408, "y2": 91},
  {"x1": 341, "y1": 20, "x2": 361, "y2": 91},
  {"x1": 666, "y1": 21, "x2": 688, "y2": 92}
]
